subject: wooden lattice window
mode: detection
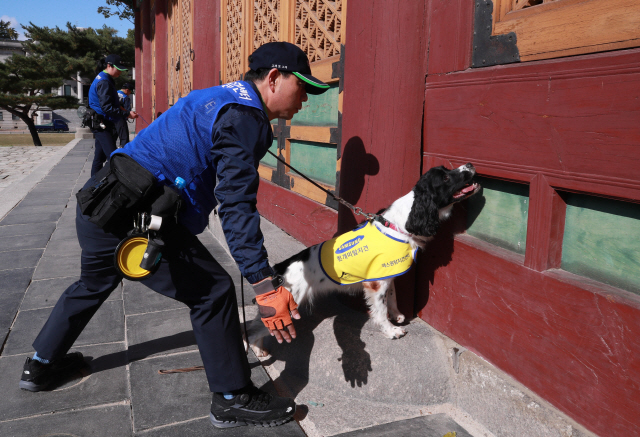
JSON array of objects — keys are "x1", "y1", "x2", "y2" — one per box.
[
  {"x1": 168, "y1": 0, "x2": 193, "y2": 105},
  {"x1": 254, "y1": 0, "x2": 281, "y2": 49},
  {"x1": 491, "y1": 0, "x2": 640, "y2": 62},
  {"x1": 221, "y1": 0, "x2": 245, "y2": 83},
  {"x1": 295, "y1": 0, "x2": 344, "y2": 62},
  {"x1": 220, "y1": 0, "x2": 347, "y2": 207}
]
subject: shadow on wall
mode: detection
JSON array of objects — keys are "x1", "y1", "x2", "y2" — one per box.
[
  {"x1": 414, "y1": 186, "x2": 487, "y2": 313},
  {"x1": 337, "y1": 136, "x2": 380, "y2": 235}
]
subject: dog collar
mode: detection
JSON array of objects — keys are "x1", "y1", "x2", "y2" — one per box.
[{"x1": 373, "y1": 215, "x2": 410, "y2": 237}]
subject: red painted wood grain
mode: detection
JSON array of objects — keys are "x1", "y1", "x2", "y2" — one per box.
[
  {"x1": 192, "y1": 0, "x2": 220, "y2": 90},
  {"x1": 153, "y1": 1, "x2": 169, "y2": 116},
  {"x1": 257, "y1": 179, "x2": 338, "y2": 247},
  {"x1": 418, "y1": 234, "x2": 640, "y2": 434}
]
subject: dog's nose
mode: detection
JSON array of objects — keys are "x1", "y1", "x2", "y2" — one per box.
[{"x1": 465, "y1": 163, "x2": 475, "y2": 171}]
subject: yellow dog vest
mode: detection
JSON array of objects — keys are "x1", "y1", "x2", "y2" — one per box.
[{"x1": 319, "y1": 222, "x2": 416, "y2": 285}]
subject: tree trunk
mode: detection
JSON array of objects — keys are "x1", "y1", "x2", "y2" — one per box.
[{"x1": 24, "y1": 116, "x2": 43, "y2": 147}]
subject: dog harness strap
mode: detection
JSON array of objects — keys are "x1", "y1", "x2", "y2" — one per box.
[{"x1": 319, "y1": 222, "x2": 417, "y2": 285}]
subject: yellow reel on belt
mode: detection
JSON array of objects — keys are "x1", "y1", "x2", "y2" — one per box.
[{"x1": 114, "y1": 234, "x2": 155, "y2": 281}]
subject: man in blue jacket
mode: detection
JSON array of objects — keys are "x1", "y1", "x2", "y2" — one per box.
[
  {"x1": 116, "y1": 82, "x2": 133, "y2": 147},
  {"x1": 88, "y1": 54, "x2": 138, "y2": 175},
  {"x1": 20, "y1": 42, "x2": 329, "y2": 429}
]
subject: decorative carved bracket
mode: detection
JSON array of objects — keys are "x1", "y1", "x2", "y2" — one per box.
[{"x1": 472, "y1": 0, "x2": 520, "y2": 68}]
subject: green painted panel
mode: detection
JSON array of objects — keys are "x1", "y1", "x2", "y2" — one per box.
[
  {"x1": 561, "y1": 194, "x2": 640, "y2": 294},
  {"x1": 289, "y1": 140, "x2": 336, "y2": 186},
  {"x1": 466, "y1": 177, "x2": 529, "y2": 255},
  {"x1": 260, "y1": 138, "x2": 278, "y2": 168},
  {"x1": 290, "y1": 84, "x2": 339, "y2": 126}
]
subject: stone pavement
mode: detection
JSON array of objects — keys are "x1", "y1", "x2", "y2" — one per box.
[
  {"x1": 0, "y1": 139, "x2": 595, "y2": 437},
  {"x1": 0, "y1": 146, "x2": 62, "y2": 192}
]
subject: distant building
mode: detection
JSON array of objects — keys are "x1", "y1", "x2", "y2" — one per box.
[{"x1": 0, "y1": 40, "x2": 87, "y2": 130}]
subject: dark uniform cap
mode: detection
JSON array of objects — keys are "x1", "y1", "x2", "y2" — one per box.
[
  {"x1": 121, "y1": 82, "x2": 134, "y2": 90},
  {"x1": 248, "y1": 42, "x2": 329, "y2": 95},
  {"x1": 105, "y1": 54, "x2": 128, "y2": 71}
]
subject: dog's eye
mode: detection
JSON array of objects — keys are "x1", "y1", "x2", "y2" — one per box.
[{"x1": 443, "y1": 175, "x2": 450, "y2": 182}]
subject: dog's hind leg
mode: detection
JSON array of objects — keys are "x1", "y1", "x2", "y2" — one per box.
[
  {"x1": 363, "y1": 281, "x2": 407, "y2": 339},
  {"x1": 386, "y1": 280, "x2": 405, "y2": 324}
]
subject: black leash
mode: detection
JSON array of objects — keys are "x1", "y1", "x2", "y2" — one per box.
[{"x1": 266, "y1": 149, "x2": 381, "y2": 221}]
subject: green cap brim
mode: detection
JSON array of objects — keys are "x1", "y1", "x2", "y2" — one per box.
[{"x1": 293, "y1": 72, "x2": 330, "y2": 94}]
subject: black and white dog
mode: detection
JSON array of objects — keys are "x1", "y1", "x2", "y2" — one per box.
[{"x1": 248, "y1": 163, "x2": 479, "y2": 357}]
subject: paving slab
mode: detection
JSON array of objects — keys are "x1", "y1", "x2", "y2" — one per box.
[
  {"x1": 132, "y1": 417, "x2": 297, "y2": 437},
  {"x1": 0, "y1": 222, "x2": 57, "y2": 238},
  {"x1": 0, "y1": 291, "x2": 25, "y2": 342},
  {"x1": 0, "y1": 249, "x2": 44, "y2": 271},
  {"x1": 0, "y1": 267, "x2": 35, "y2": 295},
  {"x1": 0, "y1": 232, "x2": 51, "y2": 252},
  {"x1": 11, "y1": 195, "x2": 70, "y2": 208},
  {"x1": 21, "y1": 277, "x2": 122, "y2": 311},
  {"x1": 126, "y1": 308, "x2": 198, "y2": 362},
  {"x1": 333, "y1": 413, "x2": 473, "y2": 437},
  {"x1": 47, "y1": 225, "x2": 80, "y2": 242},
  {"x1": 123, "y1": 279, "x2": 186, "y2": 315},
  {"x1": 129, "y1": 349, "x2": 303, "y2": 436},
  {"x1": 129, "y1": 351, "x2": 210, "y2": 432},
  {"x1": 3, "y1": 300, "x2": 125, "y2": 356},
  {"x1": 32, "y1": 253, "x2": 81, "y2": 280},
  {"x1": 0, "y1": 211, "x2": 63, "y2": 226},
  {"x1": 0, "y1": 343, "x2": 128, "y2": 422},
  {"x1": 40, "y1": 236, "x2": 81, "y2": 257},
  {"x1": 8, "y1": 203, "x2": 69, "y2": 215},
  {"x1": 0, "y1": 403, "x2": 133, "y2": 437}
]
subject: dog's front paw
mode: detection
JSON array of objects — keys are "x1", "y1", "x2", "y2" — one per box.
[
  {"x1": 249, "y1": 336, "x2": 270, "y2": 358},
  {"x1": 385, "y1": 326, "x2": 407, "y2": 339},
  {"x1": 251, "y1": 344, "x2": 271, "y2": 358}
]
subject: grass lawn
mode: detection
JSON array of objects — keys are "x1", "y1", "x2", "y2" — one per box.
[{"x1": 0, "y1": 133, "x2": 75, "y2": 147}]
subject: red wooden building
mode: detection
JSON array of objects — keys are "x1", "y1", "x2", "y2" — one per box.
[{"x1": 133, "y1": 1, "x2": 640, "y2": 435}]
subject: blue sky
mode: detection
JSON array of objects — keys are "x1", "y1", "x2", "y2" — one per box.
[{"x1": 2, "y1": 0, "x2": 133, "y2": 40}]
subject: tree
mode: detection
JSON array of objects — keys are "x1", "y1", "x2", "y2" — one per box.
[
  {"x1": 98, "y1": 0, "x2": 135, "y2": 24},
  {"x1": 0, "y1": 23, "x2": 134, "y2": 146},
  {"x1": 0, "y1": 20, "x2": 19, "y2": 40}
]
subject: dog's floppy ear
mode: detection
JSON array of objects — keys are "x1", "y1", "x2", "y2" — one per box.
[{"x1": 405, "y1": 188, "x2": 440, "y2": 237}]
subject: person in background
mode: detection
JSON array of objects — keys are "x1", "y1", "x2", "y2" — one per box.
[
  {"x1": 116, "y1": 82, "x2": 134, "y2": 147},
  {"x1": 88, "y1": 54, "x2": 138, "y2": 175}
]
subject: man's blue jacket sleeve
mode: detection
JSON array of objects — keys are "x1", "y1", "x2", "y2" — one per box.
[
  {"x1": 211, "y1": 104, "x2": 274, "y2": 284},
  {"x1": 97, "y1": 80, "x2": 128, "y2": 121}
]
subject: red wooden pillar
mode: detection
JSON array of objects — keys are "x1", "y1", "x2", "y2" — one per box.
[
  {"x1": 154, "y1": 0, "x2": 169, "y2": 115},
  {"x1": 134, "y1": 7, "x2": 143, "y2": 133},
  {"x1": 339, "y1": 0, "x2": 429, "y2": 316},
  {"x1": 192, "y1": 0, "x2": 220, "y2": 90},
  {"x1": 140, "y1": 0, "x2": 153, "y2": 131}
]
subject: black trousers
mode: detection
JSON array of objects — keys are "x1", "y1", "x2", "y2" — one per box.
[
  {"x1": 32, "y1": 203, "x2": 251, "y2": 393},
  {"x1": 115, "y1": 118, "x2": 130, "y2": 147},
  {"x1": 91, "y1": 125, "x2": 118, "y2": 177}
]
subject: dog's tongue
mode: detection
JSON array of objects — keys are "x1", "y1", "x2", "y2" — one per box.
[
  {"x1": 453, "y1": 183, "x2": 478, "y2": 198},
  {"x1": 460, "y1": 184, "x2": 476, "y2": 194}
]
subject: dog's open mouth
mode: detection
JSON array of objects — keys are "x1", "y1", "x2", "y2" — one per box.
[{"x1": 453, "y1": 182, "x2": 480, "y2": 201}]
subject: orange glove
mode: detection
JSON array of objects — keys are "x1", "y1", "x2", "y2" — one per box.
[{"x1": 255, "y1": 286, "x2": 299, "y2": 330}]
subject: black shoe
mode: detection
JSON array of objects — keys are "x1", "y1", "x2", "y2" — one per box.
[
  {"x1": 209, "y1": 384, "x2": 296, "y2": 428},
  {"x1": 19, "y1": 352, "x2": 86, "y2": 392}
]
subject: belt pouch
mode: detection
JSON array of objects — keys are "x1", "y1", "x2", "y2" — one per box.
[{"x1": 76, "y1": 153, "x2": 157, "y2": 229}]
